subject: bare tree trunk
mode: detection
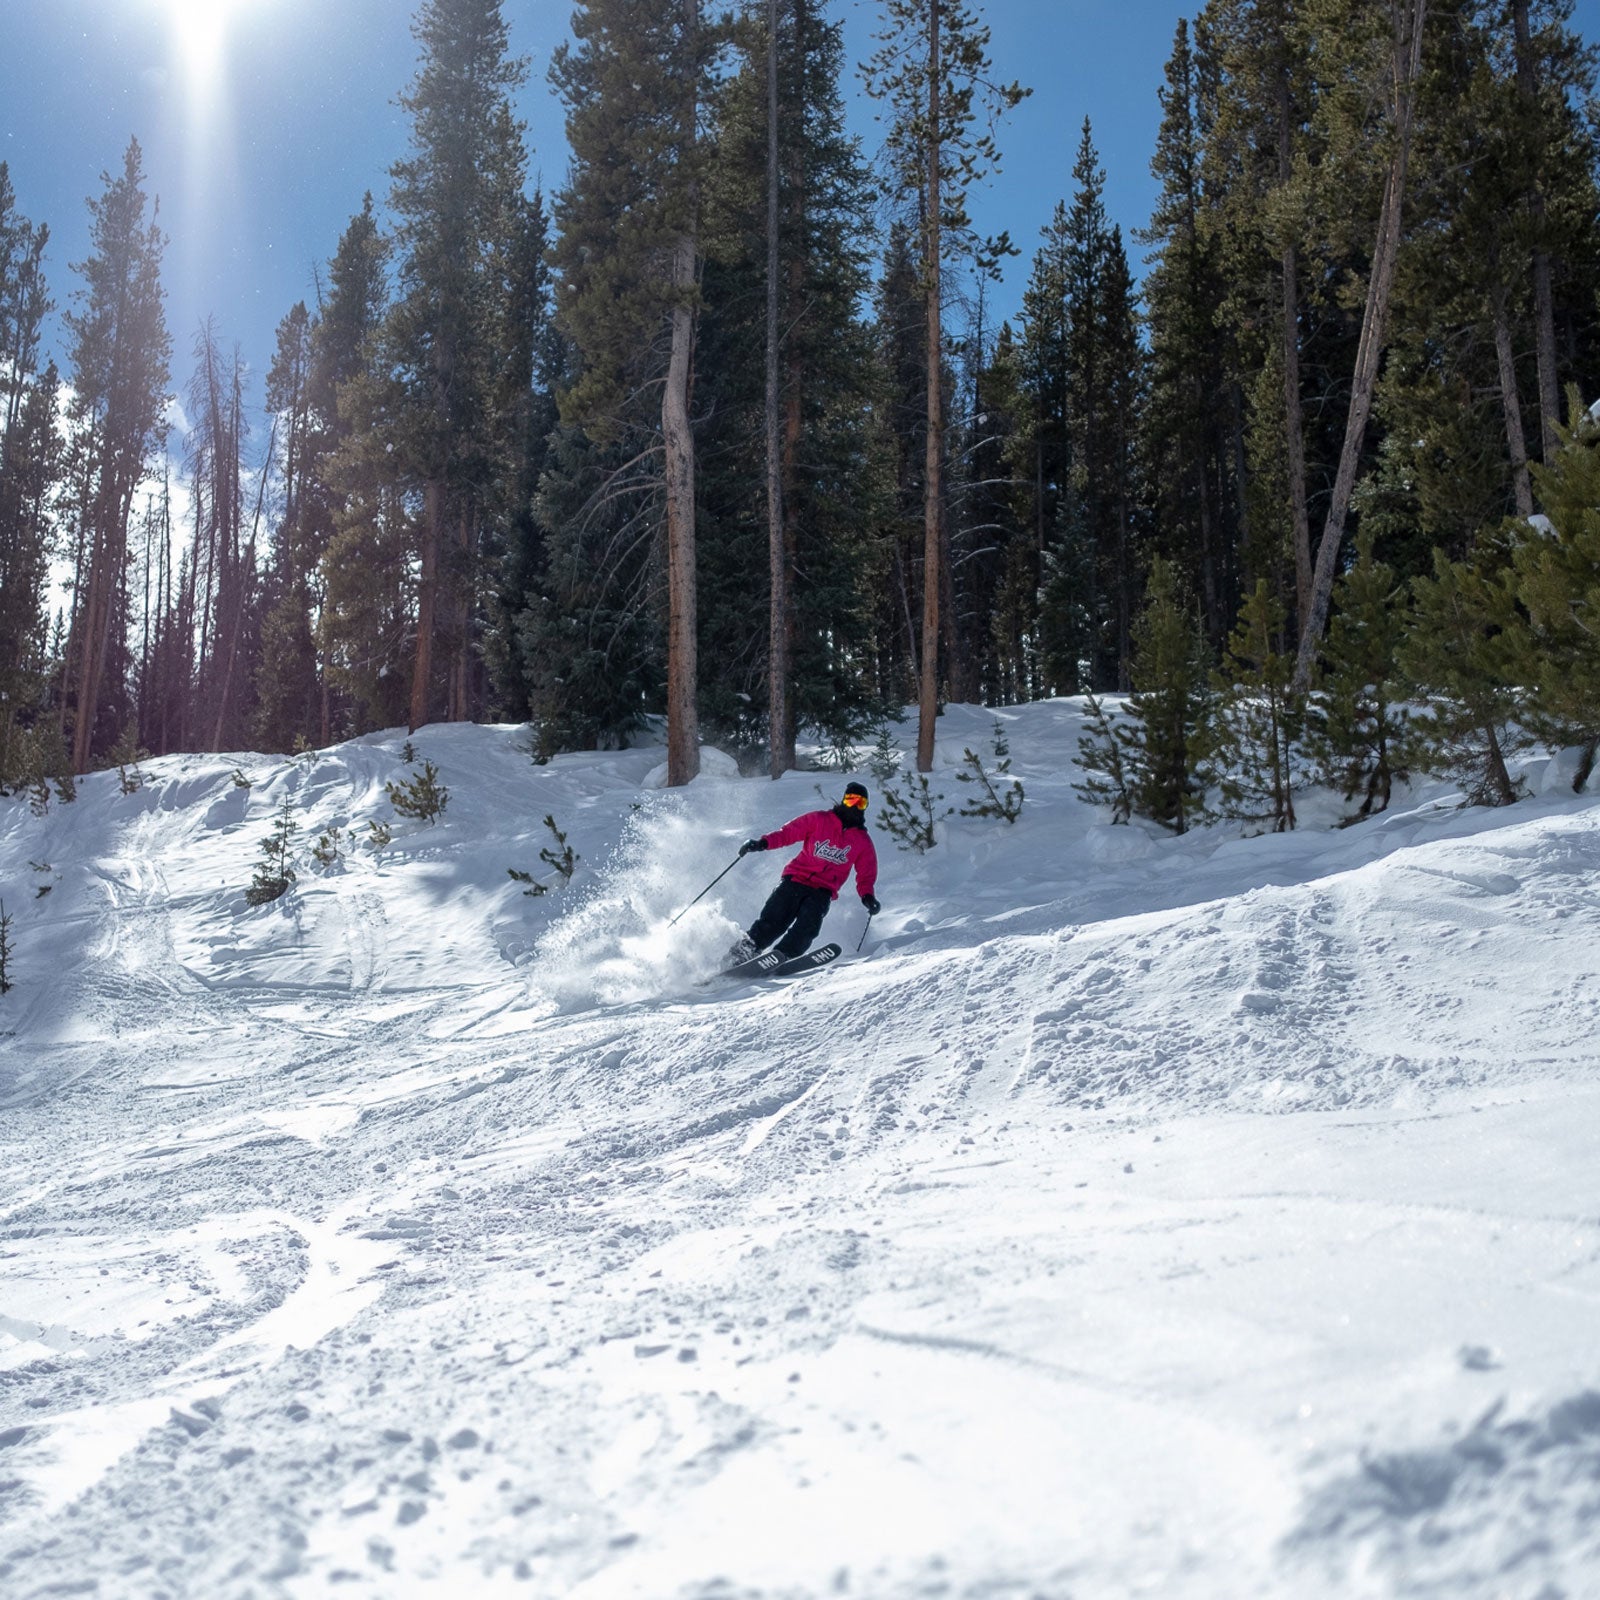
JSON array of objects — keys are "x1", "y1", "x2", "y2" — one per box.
[
  {"x1": 70, "y1": 527, "x2": 107, "y2": 773},
  {"x1": 411, "y1": 482, "x2": 440, "y2": 732},
  {"x1": 212, "y1": 414, "x2": 276, "y2": 750},
  {"x1": 1292, "y1": 0, "x2": 1428, "y2": 694},
  {"x1": 1510, "y1": 0, "x2": 1560, "y2": 460},
  {"x1": 448, "y1": 505, "x2": 477, "y2": 722},
  {"x1": 663, "y1": 0, "x2": 701, "y2": 788},
  {"x1": 1491, "y1": 288, "x2": 1535, "y2": 518},
  {"x1": 917, "y1": 0, "x2": 942, "y2": 773},
  {"x1": 765, "y1": 0, "x2": 791, "y2": 779},
  {"x1": 1274, "y1": 48, "x2": 1313, "y2": 627}
]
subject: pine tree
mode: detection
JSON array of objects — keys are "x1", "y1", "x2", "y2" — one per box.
[
  {"x1": 865, "y1": 0, "x2": 1027, "y2": 771},
  {"x1": 254, "y1": 301, "x2": 322, "y2": 751},
  {"x1": 1123, "y1": 557, "x2": 1216, "y2": 833},
  {"x1": 1292, "y1": 0, "x2": 1432, "y2": 690},
  {"x1": 388, "y1": 0, "x2": 531, "y2": 732},
  {"x1": 481, "y1": 189, "x2": 563, "y2": 723},
  {"x1": 1015, "y1": 201, "x2": 1072, "y2": 567},
  {"x1": 868, "y1": 222, "x2": 929, "y2": 707},
  {"x1": 61, "y1": 140, "x2": 171, "y2": 774},
  {"x1": 1139, "y1": 20, "x2": 1238, "y2": 639},
  {"x1": 246, "y1": 794, "x2": 298, "y2": 906},
  {"x1": 694, "y1": 0, "x2": 883, "y2": 764},
  {"x1": 1213, "y1": 578, "x2": 1299, "y2": 830},
  {"x1": 0, "y1": 165, "x2": 60, "y2": 789},
  {"x1": 1399, "y1": 544, "x2": 1530, "y2": 807},
  {"x1": 316, "y1": 201, "x2": 408, "y2": 738},
  {"x1": 551, "y1": 0, "x2": 718, "y2": 785},
  {"x1": 1510, "y1": 401, "x2": 1600, "y2": 759},
  {"x1": 1306, "y1": 532, "x2": 1409, "y2": 819},
  {"x1": 1073, "y1": 692, "x2": 1135, "y2": 823}
]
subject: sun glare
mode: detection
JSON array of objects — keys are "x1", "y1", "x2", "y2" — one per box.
[{"x1": 161, "y1": 0, "x2": 254, "y2": 88}]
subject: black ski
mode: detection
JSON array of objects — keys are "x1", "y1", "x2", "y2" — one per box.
[
  {"x1": 719, "y1": 942, "x2": 841, "y2": 982},
  {"x1": 764, "y1": 942, "x2": 842, "y2": 979}
]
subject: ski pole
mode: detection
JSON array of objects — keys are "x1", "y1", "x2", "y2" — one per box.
[
  {"x1": 856, "y1": 912, "x2": 873, "y2": 953},
  {"x1": 668, "y1": 854, "x2": 744, "y2": 927}
]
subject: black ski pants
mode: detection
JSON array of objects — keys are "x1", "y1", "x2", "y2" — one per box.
[{"x1": 747, "y1": 877, "x2": 832, "y2": 959}]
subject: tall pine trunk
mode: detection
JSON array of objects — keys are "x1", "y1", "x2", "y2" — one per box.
[
  {"x1": 1277, "y1": 54, "x2": 1312, "y2": 626},
  {"x1": 1510, "y1": 0, "x2": 1560, "y2": 460},
  {"x1": 1293, "y1": 0, "x2": 1427, "y2": 693},
  {"x1": 917, "y1": 0, "x2": 942, "y2": 774},
  {"x1": 663, "y1": 0, "x2": 701, "y2": 788},
  {"x1": 1491, "y1": 285, "x2": 1534, "y2": 518},
  {"x1": 411, "y1": 482, "x2": 441, "y2": 732},
  {"x1": 765, "y1": 0, "x2": 791, "y2": 779}
]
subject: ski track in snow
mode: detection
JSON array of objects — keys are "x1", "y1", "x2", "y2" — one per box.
[{"x1": 1, "y1": 706, "x2": 1599, "y2": 1597}]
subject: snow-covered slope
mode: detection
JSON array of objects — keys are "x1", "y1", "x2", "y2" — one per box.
[{"x1": 2, "y1": 703, "x2": 1598, "y2": 1599}]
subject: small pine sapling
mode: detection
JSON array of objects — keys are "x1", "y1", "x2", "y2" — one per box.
[
  {"x1": 18, "y1": 727, "x2": 75, "y2": 816},
  {"x1": 367, "y1": 819, "x2": 393, "y2": 851},
  {"x1": 0, "y1": 899, "x2": 13, "y2": 993},
  {"x1": 386, "y1": 759, "x2": 449, "y2": 824},
  {"x1": 1511, "y1": 398, "x2": 1600, "y2": 774},
  {"x1": 108, "y1": 727, "x2": 149, "y2": 795},
  {"x1": 246, "y1": 795, "x2": 299, "y2": 906},
  {"x1": 878, "y1": 772, "x2": 948, "y2": 853},
  {"x1": 400, "y1": 740, "x2": 418, "y2": 764},
  {"x1": 1074, "y1": 694, "x2": 1134, "y2": 823},
  {"x1": 311, "y1": 828, "x2": 346, "y2": 869},
  {"x1": 539, "y1": 814, "x2": 578, "y2": 883},
  {"x1": 1122, "y1": 558, "x2": 1217, "y2": 834},
  {"x1": 1398, "y1": 547, "x2": 1531, "y2": 807},
  {"x1": 509, "y1": 815, "x2": 581, "y2": 897},
  {"x1": 955, "y1": 721, "x2": 1024, "y2": 823},
  {"x1": 1304, "y1": 534, "x2": 1409, "y2": 822},
  {"x1": 1212, "y1": 580, "x2": 1302, "y2": 833},
  {"x1": 866, "y1": 722, "x2": 904, "y2": 785}
]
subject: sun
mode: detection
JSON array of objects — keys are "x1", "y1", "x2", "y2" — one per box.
[{"x1": 159, "y1": 0, "x2": 256, "y2": 88}]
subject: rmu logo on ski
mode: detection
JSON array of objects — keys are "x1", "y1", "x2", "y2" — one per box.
[{"x1": 813, "y1": 841, "x2": 852, "y2": 865}]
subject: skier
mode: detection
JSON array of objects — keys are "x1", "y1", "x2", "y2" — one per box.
[{"x1": 727, "y1": 782, "x2": 880, "y2": 966}]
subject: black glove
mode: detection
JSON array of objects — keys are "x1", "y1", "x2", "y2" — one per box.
[
  {"x1": 861, "y1": 893, "x2": 880, "y2": 916},
  {"x1": 739, "y1": 838, "x2": 769, "y2": 856}
]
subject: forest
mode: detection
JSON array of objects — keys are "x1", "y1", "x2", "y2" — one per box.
[{"x1": 0, "y1": 0, "x2": 1597, "y2": 825}]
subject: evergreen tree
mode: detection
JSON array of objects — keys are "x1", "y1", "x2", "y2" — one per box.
[
  {"x1": 61, "y1": 140, "x2": 170, "y2": 773},
  {"x1": 550, "y1": 0, "x2": 718, "y2": 783},
  {"x1": 481, "y1": 189, "x2": 563, "y2": 723},
  {"x1": 1139, "y1": 19, "x2": 1238, "y2": 638},
  {"x1": 868, "y1": 222, "x2": 929, "y2": 708},
  {"x1": 1124, "y1": 557, "x2": 1216, "y2": 832},
  {"x1": 1062, "y1": 122, "x2": 1135, "y2": 687},
  {"x1": 1014, "y1": 201, "x2": 1072, "y2": 567},
  {"x1": 254, "y1": 302, "x2": 322, "y2": 751},
  {"x1": 695, "y1": 0, "x2": 884, "y2": 763},
  {"x1": 1213, "y1": 578, "x2": 1300, "y2": 830},
  {"x1": 387, "y1": 0, "x2": 531, "y2": 731},
  {"x1": 312, "y1": 197, "x2": 392, "y2": 741},
  {"x1": 865, "y1": 0, "x2": 1027, "y2": 770},
  {"x1": 1510, "y1": 400, "x2": 1600, "y2": 760},
  {"x1": 1037, "y1": 484, "x2": 1096, "y2": 695},
  {"x1": 1399, "y1": 543, "x2": 1531, "y2": 806},
  {"x1": 1306, "y1": 531, "x2": 1409, "y2": 819},
  {"x1": 0, "y1": 166, "x2": 60, "y2": 788}
]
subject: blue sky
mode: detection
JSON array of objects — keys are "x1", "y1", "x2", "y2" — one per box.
[{"x1": 2, "y1": 0, "x2": 1192, "y2": 407}]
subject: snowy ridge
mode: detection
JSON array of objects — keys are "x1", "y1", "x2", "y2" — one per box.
[{"x1": 1, "y1": 702, "x2": 1598, "y2": 1598}]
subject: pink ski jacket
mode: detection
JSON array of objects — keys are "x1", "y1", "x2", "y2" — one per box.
[{"x1": 762, "y1": 809, "x2": 878, "y2": 899}]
